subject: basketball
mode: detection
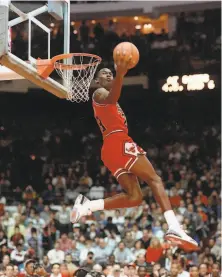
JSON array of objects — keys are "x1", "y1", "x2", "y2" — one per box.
[{"x1": 113, "y1": 42, "x2": 140, "y2": 69}]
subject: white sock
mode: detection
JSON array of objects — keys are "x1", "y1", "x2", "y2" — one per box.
[
  {"x1": 164, "y1": 210, "x2": 181, "y2": 230},
  {"x1": 88, "y1": 199, "x2": 104, "y2": 212}
]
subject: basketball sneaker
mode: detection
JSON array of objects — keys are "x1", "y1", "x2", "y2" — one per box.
[
  {"x1": 70, "y1": 194, "x2": 92, "y2": 223},
  {"x1": 165, "y1": 227, "x2": 198, "y2": 251}
]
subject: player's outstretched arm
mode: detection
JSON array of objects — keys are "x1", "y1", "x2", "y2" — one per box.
[{"x1": 94, "y1": 54, "x2": 132, "y2": 104}]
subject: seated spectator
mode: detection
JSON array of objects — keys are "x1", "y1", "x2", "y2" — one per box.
[
  {"x1": 0, "y1": 230, "x2": 8, "y2": 248},
  {"x1": 131, "y1": 240, "x2": 146, "y2": 260},
  {"x1": 146, "y1": 237, "x2": 163, "y2": 264},
  {"x1": 94, "y1": 238, "x2": 111, "y2": 265},
  {"x1": 113, "y1": 241, "x2": 134, "y2": 265},
  {"x1": 58, "y1": 233, "x2": 72, "y2": 252},
  {"x1": 0, "y1": 246, "x2": 10, "y2": 262},
  {"x1": 107, "y1": 264, "x2": 127, "y2": 277},
  {"x1": 112, "y1": 210, "x2": 125, "y2": 232},
  {"x1": 0, "y1": 254, "x2": 10, "y2": 270},
  {"x1": 10, "y1": 226, "x2": 24, "y2": 247},
  {"x1": 137, "y1": 266, "x2": 150, "y2": 277},
  {"x1": 170, "y1": 263, "x2": 179, "y2": 277},
  {"x1": 41, "y1": 255, "x2": 52, "y2": 273},
  {"x1": 123, "y1": 231, "x2": 135, "y2": 249},
  {"x1": 92, "y1": 264, "x2": 103, "y2": 274},
  {"x1": 66, "y1": 240, "x2": 80, "y2": 265},
  {"x1": 81, "y1": 251, "x2": 95, "y2": 270},
  {"x1": 50, "y1": 263, "x2": 63, "y2": 277},
  {"x1": 177, "y1": 258, "x2": 189, "y2": 277},
  {"x1": 10, "y1": 244, "x2": 26, "y2": 266},
  {"x1": 189, "y1": 266, "x2": 199, "y2": 277},
  {"x1": 135, "y1": 254, "x2": 147, "y2": 267},
  {"x1": 211, "y1": 263, "x2": 220, "y2": 277},
  {"x1": 64, "y1": 254, "x2": 78, "y2": 275},
  {"x1": 88, "y1": 180, "x2": 105, "y2": 200},
  {"x1": 140, "y1": 230, "x2": 152, "y2": 249},
  {"x1": 27, "y1": 227, "x2": 40, "y2": 258},
  {"x1": 55, "y1": 205, "x2": 70, "y2": 235},
  {"x1": 4, "y1": 264, "x2": 14, "y2": 277},
  {"x1": 22, "y1": 186, "x2": 37, "y2": 201},
  {"x1": 198, "y1": 263, "x2": 208, "y2": 277},
  {"x1": 47, "y1": 242, "x2": 65, "y2": 265},
  {"x1": 131, "y1": 224, "x2": 143, "y2": 240},
  {"x1": 208, "y1": 238, "x2": 221, "y2": 261}
]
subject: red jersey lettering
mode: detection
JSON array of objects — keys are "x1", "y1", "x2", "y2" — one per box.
[{"x1": 93, "y1": 100, "x2": 128, "y2": 138}]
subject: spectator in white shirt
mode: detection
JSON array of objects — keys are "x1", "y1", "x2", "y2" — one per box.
[
  {"x1": 112, "y1": 210, "x2": 125, "y2": 232},
  {"x1": 10, "y1": 244, "x2": 26, "y2": 265},
  {"x1": 47, "y1": 242, "x2": 65, "y2": 265},
  {"x1": 88, "y1": 180, "x2": 105, "y2": 199}
]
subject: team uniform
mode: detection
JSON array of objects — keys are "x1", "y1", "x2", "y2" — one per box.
[{"x1": 93, "y1": 99, "x2": 146, "y2": 179}]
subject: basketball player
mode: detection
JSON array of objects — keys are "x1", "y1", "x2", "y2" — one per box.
[{"x1": 70, "y1": 53, "x2": 198, "y2": 251}]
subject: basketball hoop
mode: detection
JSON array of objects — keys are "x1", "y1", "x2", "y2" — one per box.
[{"x1": 36, "y1": 53, "x2": 102, "y2": 102}]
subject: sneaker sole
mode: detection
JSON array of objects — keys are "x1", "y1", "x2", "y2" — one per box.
[{"x1": 165, "y1": 234, "x2": 199, "y2": 251}]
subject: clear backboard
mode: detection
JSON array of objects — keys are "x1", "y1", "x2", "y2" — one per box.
[{"x1": 0, "y1": 0, "x2": 70, "y2": 99}]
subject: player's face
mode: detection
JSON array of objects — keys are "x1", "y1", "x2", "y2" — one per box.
[{"x1": 96, "y1": 68, "x2": 113, "y2": 89}]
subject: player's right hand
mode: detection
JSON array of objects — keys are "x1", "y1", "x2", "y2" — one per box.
[{"x1": 115, "y1": 51, "x2": 132, "y2": 76}]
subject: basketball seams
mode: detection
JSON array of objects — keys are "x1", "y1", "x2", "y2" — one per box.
[{"x1": 113, "y1": 42, "x2": 139, "y2": 70}]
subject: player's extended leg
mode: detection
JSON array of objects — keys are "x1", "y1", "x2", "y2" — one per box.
[
  {"x1": 129, "y1": 155, "x2": 198, "y2": 251},
  {"x1": 70, "y1": 174, "x2": 143, "y2": 222}
]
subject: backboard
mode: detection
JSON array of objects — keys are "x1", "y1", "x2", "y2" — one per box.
[{"x1": 0, "y1": 0, "x2": 70, "y2": 99}]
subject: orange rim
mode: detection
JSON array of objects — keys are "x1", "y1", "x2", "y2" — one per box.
[{"x1": 51, "y1": 53, "x2": 102, "y2": 70}]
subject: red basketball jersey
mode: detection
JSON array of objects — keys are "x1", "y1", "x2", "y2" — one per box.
[{"x1": 92, "y1": 99, "x2": 128, "y2": 138}]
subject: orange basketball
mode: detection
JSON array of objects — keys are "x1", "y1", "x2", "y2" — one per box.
[{"x1": 113, "y1": 42, "x2": 139, "y2": 69}]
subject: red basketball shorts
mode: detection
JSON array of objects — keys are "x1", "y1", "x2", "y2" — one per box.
[{"x1": 101, "y1": 132, "x2": 146, "y2": 179}]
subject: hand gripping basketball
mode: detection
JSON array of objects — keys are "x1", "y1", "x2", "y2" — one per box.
[
  {"x1": 114, "y1": 51, "x2": 132, "y2": 76},
  {"x1": 113, "y1": 42, "x2": 139, "y2": 76}
]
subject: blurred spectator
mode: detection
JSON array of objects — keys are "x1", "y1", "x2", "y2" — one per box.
[
  {"x1": 145, "y1": 237, "x2": 163, "y2": 264},
  {"x1": 5, "y1": 264, "x2": 14, "y2": 277},
  {"x1": 137, "y1": 266, "x2": 149, "y2": 277},
  {"x1": 66, "y1": 240, "x2": 80, "y2": 265},
  {"x1": 58, "y1": 233, "x2": 72, "y2": 252},
  {"x1": 170, "y1": 263, "x2": 179, "y2": 277},
  {"x1": 81, "y1": 251, "x2": 95, "y2": 270},
  {"x1": 113, "y1": 242, "x2": 134, "y2": 264},
  {"x1": 55, "y1": 205, "x2": 70, "y2": 234},
  {"x1": 10, "y1": 244, "x2": 26, "y2": 266},
  {"x1": 41, "y1": 255, "x2": 52, "y2": 273},
  {"x1": 80, "y1": 20, "x2": 89, "y2": 45},
  {"x1": 64, "y1": 253, "x2": 78, "y2": 275},
  {"x1": 47, "y1": 242, "x2": 65, "y2": 265},
  {"x1": 0, "y1": 255, "x2": 10, "y2": 270}
]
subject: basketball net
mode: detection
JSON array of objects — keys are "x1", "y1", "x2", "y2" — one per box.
[{"x1": 53, "y1": 54, "x2": 101, "y2": 103}]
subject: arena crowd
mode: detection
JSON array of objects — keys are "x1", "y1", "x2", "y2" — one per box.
[{"x1": 0, "y1": 116, "x2": 221, "y2": 276}]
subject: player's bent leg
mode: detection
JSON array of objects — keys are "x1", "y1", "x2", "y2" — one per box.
[
  {"x1": 129, "y1": 155, "x2": 171, "y2": 212},
  {"x1": 70, "y1": 174, "x2": 143, "y2": 223},
  {"x1": 130, "y1": 155, "x2": 198, "y2": 251},
  {"x1": 103, "y1": 173, "x2": 143, "y2": 210}
]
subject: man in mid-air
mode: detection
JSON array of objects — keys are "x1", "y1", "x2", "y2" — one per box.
[{"x1": 70, "y1": 52, "x2": 198, "y2": 251}]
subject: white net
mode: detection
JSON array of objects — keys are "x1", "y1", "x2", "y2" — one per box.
[{"x1": 54, "y1": 54, "x2": 101, "y2": 103}]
